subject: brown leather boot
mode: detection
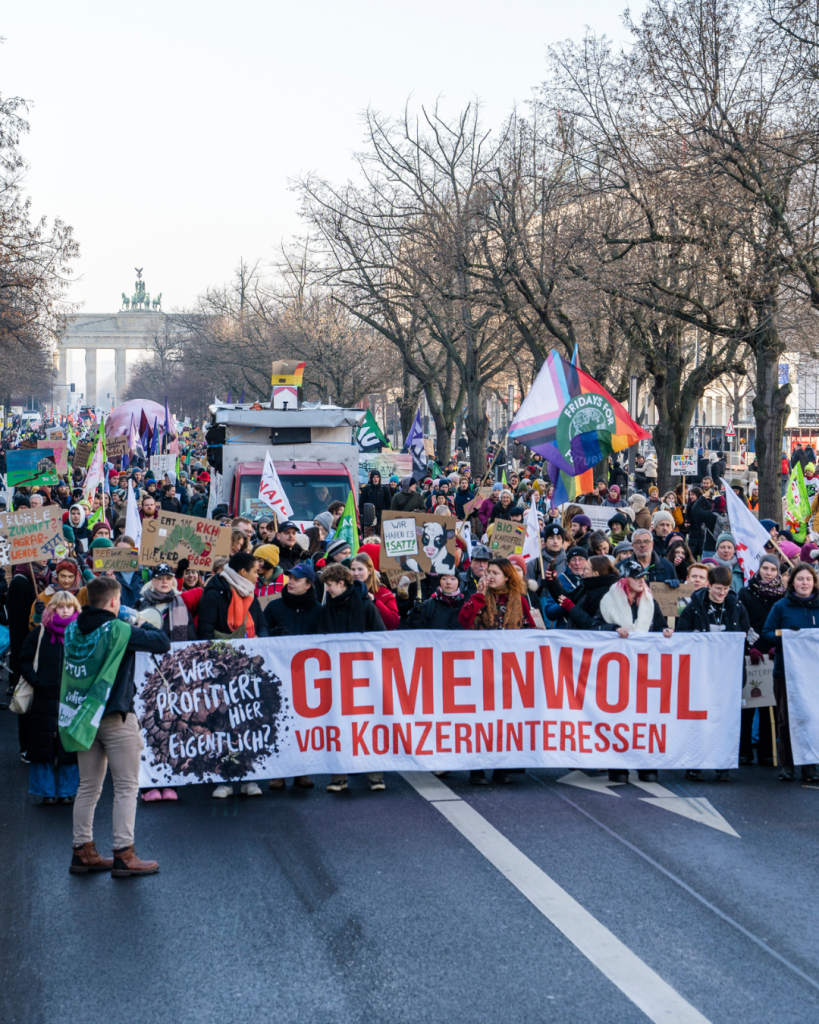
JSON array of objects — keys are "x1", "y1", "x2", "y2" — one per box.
[
  {"x1": 69, "y1": 842, "x2": 114, "y2": 874},
  {"x1": 111, "y1": 846, "x2": 159, "y2": 877}
]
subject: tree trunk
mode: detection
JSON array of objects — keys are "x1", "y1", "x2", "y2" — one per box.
[
  {"x1": 753, "y1": 345, "x2": 791, "y2": 524},
  {"x1": 465, "y1": 383, "x2": 488, "y2": 478}
]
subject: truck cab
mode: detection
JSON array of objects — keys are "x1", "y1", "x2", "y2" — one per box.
[{"x1": 208, "y1": 402, "x2": 365, "y2": 531}]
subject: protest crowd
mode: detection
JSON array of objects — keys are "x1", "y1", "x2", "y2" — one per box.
[{"x1": 0, "y1": 385, "x2": 815, "y2": 878}]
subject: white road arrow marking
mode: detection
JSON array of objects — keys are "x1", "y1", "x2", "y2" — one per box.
[
  {"x1": 558, "y1": 769, "x2": 625, "y2": 797},
  {"x1": 558, "y1": 771, "x2": 739, "y2": 836}
]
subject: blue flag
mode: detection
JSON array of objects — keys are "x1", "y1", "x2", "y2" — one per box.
[
  {"x1": 404, "y1": 408, "x2": 428, "y2": 480},
  {"x1": 150, "y1": 417, "x2": 159, "y2": 456}
]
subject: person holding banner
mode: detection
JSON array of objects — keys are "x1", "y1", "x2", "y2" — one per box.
[
  {"x1": 738, "y1": 556, "x2": 783, "y2": 766},
  {"x1": 761, "y1": 563, "x2": 819, "y2": 782},
  {"x1": 459, "y1": 558, "x2": 536, "y2": 631}
]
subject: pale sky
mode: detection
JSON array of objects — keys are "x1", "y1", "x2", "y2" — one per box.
[{"x1": 3, "y1": 1, "x2": 643, "y2": 314}]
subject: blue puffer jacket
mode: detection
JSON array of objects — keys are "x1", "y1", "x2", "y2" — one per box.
[{"x1": 761, "y1": 592, "x2": 819, "y2": 676}]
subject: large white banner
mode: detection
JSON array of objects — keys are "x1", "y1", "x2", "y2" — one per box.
[
  {"x1": 783, "y1": 631, "x2": 819, "y2": 763},
  {"x1": 134, "y1": 631, "x2": 743, "y2": 787}
]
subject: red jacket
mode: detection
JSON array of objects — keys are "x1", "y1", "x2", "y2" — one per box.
[
  {"x1": 459, "y1": 591, "x2": 536, "y2": 630},
  {"x1": 373, "y1": 585, "x2": 400, "y2": 630}
]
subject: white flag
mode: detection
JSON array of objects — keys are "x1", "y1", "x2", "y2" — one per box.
[
  {"x1": 84, "y1": 437, "x2": 105, "y2": 498},
  {"x1": 125, "y1": 480, "x2": 142, "y2": 549},
  {"x1": 206, "y1": 470, "x2": 223, "y2": 519},
  {"x1": 724, "y1": 482, "x2": 772, "y2": 583},
  {"x1": 259, "y1": 451, "x2": 294, "y2": 519},
  {"x1": 522, "y1": 495, "x2": 541, "y2": 564}
]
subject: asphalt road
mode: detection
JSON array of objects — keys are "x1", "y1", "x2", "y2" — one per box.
[{"x1": 2, "y1": 707, "x2": 819, "y2": 1024}]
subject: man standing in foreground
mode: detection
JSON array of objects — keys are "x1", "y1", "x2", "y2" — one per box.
[{"x1": 65, "y1": 576, "x2": 170, "y2": 877}]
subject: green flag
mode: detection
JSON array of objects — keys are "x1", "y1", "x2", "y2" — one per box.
[
  {"x1": 335, "y1": 488, "x2": 359, "y2": 556},
  {"x1": 786, "y1": 462, "x2": 811, "y2": 543},
  {"x1": 356, "y1": 409, "x2": 391, "y2": 452}
]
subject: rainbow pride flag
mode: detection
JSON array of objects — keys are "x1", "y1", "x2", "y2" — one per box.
[{"x1": 509, "y1": 349, "x2": 650, "y2": 504}]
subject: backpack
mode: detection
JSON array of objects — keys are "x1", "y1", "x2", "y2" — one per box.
[{"x1": 704, "y1": 512, "x2": 731, "y2": 548}]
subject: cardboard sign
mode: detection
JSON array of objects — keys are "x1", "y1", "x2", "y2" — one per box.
[
  {"x1": 72, "y1": 440, "x2": 93, "y2": 470},
  {"x1": 380, "y1": 510, "x2": 457, "y2": 577},
  {"x1": 107, "y1": 435, "x2": 129, "y2": 458},
  {"x1": 489, "y1": 519, "x2": 526, "y2": 558},
  {"x1": 742, "y1": 656, "x2": 776, "y2": 708},
  {"x1": 382, "y1": 566, "x2": 426, "y2": 588},
  {"x1": 651, "y1": 581, "x2": 697, "y2": 618},
  {"x1": 139, "y1": 510, "x2": 231, "y2": 570},
  {"x1": 47, "y1": 428, "x2": 64, "y2": 440},
  {"x1": 463, "y1": 487, "x2": 494, "y2": 518},
  {"x1": 0, "y1": 506, "x2": 63, "y2": 565},
  {"x1": 38, "y1": 439, "x2": 67, "y2": 475},
  {"x1": 6, "y1": 448, "x2": 58, "y2": 487},
  {"x1": 90, "y1": 547, "x2": 140, "y2": 573},
  {"x1": 150, "y1": 454, "x2": 176, "y2": 482},
  {"x1": 671, "y1": 454, "x2": 698, "y2": 476}
]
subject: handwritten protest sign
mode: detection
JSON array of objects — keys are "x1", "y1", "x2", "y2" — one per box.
[
  {"x1": 380, "y1": 511, "x2": 456, "y2": 582},
  {"x1": 671, "y1": 454, "x2": 698, "y2": 476},
  {"x1": 150, "y1": 454, "x2": 176, "y2": 482},
  {"x1": 72, "y1": 440, "x2": 93, "y2": 470},
  {"x1": 38, "y1": 439, "x2": 67, "y2": 475},
  {"x1": 382, "y1": 517, "x2": 419, "y2": 559},
  {"x1": 651, "y1": 582, "x2": 697, "y2": 618},
  {"x1": 107, "y1": 435, "x2": 129, "y2": 458},
  {"x1": 90, "y1": 547, "x2": 140, "y2": 573},
  {"x1": 139, "y1": 510, "x2": 231, "y2": 570},
  {"x1": 489, "y1": 519, "x2": 526, "y2": 558},
  {"x1": 0, "y1": 506, "x2": 63, "y2": 565}
]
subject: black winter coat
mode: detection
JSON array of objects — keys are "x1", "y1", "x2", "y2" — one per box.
[
  {"x1": 18, "y1": 625, "x2": 76, "y2": 765},
  {"x1": 406, "y1": 589, "x2": 465, "y2": 630},
  {"x1": 562, "y1": 574, "x2": 618, "y2": 630},
  {"x1": 761, "y1": 592, "x2": 819, "y2": 676},
  {"x1": 264, "y1": 584, "x2": 323, "y2": 635},
  {"x1": 8, "y1": 570, "x2": 36, "y2": 683},
  {"x1": 739, "y1": 583, "x2": 784, "y2": 638},
  {"x1": 359, "y1": 481, "x2": 391, "y2": 521},
  {"x1": 688, "y1": 496, "x2": 713, "y2": 551},
  {"x1": 317, "y1": 583, "x2": 386, "y2": 634},
  {"x1": 271, "y1": 539, "x2": 305, "y2": 574},
  {"x1": 197, "y1": 575, "x2": 270, "y2": 639},
  {"x1": 73, "y1": 606, "x2": 171, "y2": 717},
  {"x1": 676, "y1": 588, "x2": 750, "y2": 634}
]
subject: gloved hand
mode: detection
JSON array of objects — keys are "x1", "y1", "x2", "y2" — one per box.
[
  {"x1": 748, "y1": 648, "x2": 763, "y2": 666},
  {"x1": 557, "y1": 597, "x2": 575, "y2": 610},
  {"x1": 527, "y1": 578, "x2": 539, "y2": 592},
  {"x1": 175, "y1": 557, "x2": 190, "y2": 580},
  {"x1": 34, "y1": 600, "x2": 45, "y2": 615},
  {"x1": 665, "y1": 579, "x2": 680, "y2": 589},
  {"x1": 769, "y1": 646, "x2": 777, "y2": 656}
]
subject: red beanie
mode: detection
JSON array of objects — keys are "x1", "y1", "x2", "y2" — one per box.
[{"x1": 359, "y1": 542, "x2": 381, "y2": 571}]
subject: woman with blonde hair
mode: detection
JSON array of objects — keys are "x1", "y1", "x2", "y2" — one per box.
[
  {"x1": 19, "y1": 591, "x2": 82, "y2": 805},
  {"x1": 350, "y1": 551, "x2": 399, "y2": 629}
]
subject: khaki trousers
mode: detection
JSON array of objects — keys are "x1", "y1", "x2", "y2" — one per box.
[{"x1": 73, "y1": 713, "x2": 143, "y2": 851}]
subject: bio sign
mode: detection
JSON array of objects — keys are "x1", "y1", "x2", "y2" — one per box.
[{"x1": 139, "y1": 510, "x2": 231, "y2": 570}]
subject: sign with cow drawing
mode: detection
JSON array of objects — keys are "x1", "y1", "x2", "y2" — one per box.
[{"x1": 380, "y1": 511, "x2": 458, "y2": 582}]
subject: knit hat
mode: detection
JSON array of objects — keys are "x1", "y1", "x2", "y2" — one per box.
[
  {"x1": 90, "y1": 537, "x2": 113, "y2": 549},
  {"x1": 566, "y1": 546, "x2": 588, "y2": 561},
  {"x1": 389, "y1": 475, "x2": 399, "y2": 483},
  {"x1": 55, "y1": 560, "x2": 78, "y2": 576},
  {"x1": 759, "y1": 519, "x2": 777, "y2": 533},
  {"x1": 800, "y1": 542, "x2": 819, "y2": 562},
  {"x1": 507, "y1": 554, "x2": 526, "y2": 573},
  {"x1": 716, "y1": 532, "x2": 735, "y2": 548},
  {"x1": 629, "y1": 494, "x2": 647, "y2": 510},
  {"x1": 613, "y1": 540, "x2": 634, "y2": 557},
  {"x1": 807, "y1": 463, "x2": 816, "y2": 474},
  {"x1": 713, "y1": 496, "x2": 726, "y2": 513},
  {"x1": 492, "y1": 482, "x2": 503, "y2": 492},
  {"x1": 758, "y1": 554, "x2": 781, "y2": 571},
  {"x1": 779, "y1": 539, "x2": 802, "y2": 561},
  {"x1": 608, "y1": 484, "x2": 620, "y2": 497},
  {"x1": 90, "y1": 521, "x2": 111, "y2": 539},
  {"x1": 543, "y1": 523, "x2": 566, "y2": 539},
  {"x1": 652, "y1": 510, "x2": 675, "y2": 527},
  {"x1": 326, "y1": 537, "x2": 352, "y2": 559},
  {"x1": 358, "y1": 542, "x2": 381, "y2": 570},
  {"x1": 253, "y1": 544, "x2": 280, "y2": 567},
  {"x1": 572, "y1": 514, "x2": 592, "y2": 528},
  {"x1": 314, "y1": 511, "x2": 334, "y2": 533}
]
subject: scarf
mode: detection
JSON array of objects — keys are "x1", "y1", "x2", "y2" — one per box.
[
  {"x1": 140, "y1": 583, "x2": 191, "y2": 641},
  {"x1": 477, "y1": 584, "x2": 525, "y2": 630},
  {"x1": 220, "y1": 568, "x2": 256, "y2": 637},
  {"x1": 42, "y1": 608, "x2": 79, "y2": 644},
  {"x1": 749, "y1": 574, "x2": 785, "y2": 601}
]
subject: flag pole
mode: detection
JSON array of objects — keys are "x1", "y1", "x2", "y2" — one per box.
[{"x1": 770, "y1": 706, "x2": 778, "y2": 768}]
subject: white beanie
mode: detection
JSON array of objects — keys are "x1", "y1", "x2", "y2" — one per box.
[{"x1": 652, "y1": 510, "x2": 675, "y2": 527}]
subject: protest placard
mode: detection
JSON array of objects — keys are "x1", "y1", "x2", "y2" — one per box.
[
  {"x1": 489, "y1": 519, "x2": 526, "y2": 558},
  {"x1": 358, "y1": 451, "x2": 412, "y2": 485},
  {"x1": 0, "y1": 506, "x2": 63, "y2": 565},
  {"x1": 150, "y1": 454, "x2": 176, "y2": 481},
  {"x1": 382, "y1": 517, "x2": 419, "y2": 560},
  {"x1": 6, "y1": 448, "x2": 58, "y2": 488},
  {"x1": 556, "y1": 502, "x2": 614, "y2": 533},
  {"x1": 107, "y1": 435, "x2": 129, "y2": 458},
  {"x1": 132, "y1": 631, "x2": 743, "y2": 787},
  {"x1": 671, "y1": 454, "x2": 698, "y2": 476},
  {"x1": 89, "y1": 547, "x2": 140, "y2": 573},
  {"x1": 742, "y1": 656, "x2": 776, "y2": 708},
  {"x1": 380, "y1": 510, "x2": 457, "y2": 577},
  {"x1": 47, "y1": 428, "x2": 64, "y2": 440},
  {"x1": 38, "y1": 439, "x2": 67, "y2": 475},
  {"x1": 463, "y1": 487, "x2": 494, "y2": 518},
  {"x1": 139, "y1": 510, "x2": 231, "y2": 569},
  {"x1": 651, "y1": 582, "x2": 697, "y2": 618},
  {"x1": 72, "y1": 440, "x2": 93, "y2": 470}
]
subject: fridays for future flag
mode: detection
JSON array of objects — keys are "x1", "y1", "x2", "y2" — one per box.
[
  {"x1": 509, "y1": 349, "x2": 650, "y2": 505},
  {"x1": 723, "y1": 482, "x2": 772, "y2": 583},
  {"x1": 258, "y1": 451, "x2": 294, "y2": 520},
  {"x1": 786, "y1": 462, "x2": 811, "y2": 543}
]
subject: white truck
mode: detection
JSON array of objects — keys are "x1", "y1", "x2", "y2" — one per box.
[{"x1": 207, "y1": 403, "x2": 366, "y2": 530}]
